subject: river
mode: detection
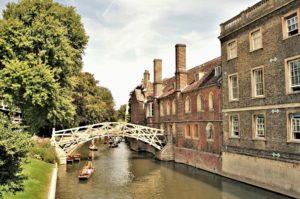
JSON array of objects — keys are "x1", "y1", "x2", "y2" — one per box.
[{"x1": 56, "y1": 141, "x2": 291, "y2": 199}]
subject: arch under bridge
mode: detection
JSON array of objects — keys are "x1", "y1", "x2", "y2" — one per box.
[{"x1": 51, "y1": 122, "x2": 168, "y2": 163}]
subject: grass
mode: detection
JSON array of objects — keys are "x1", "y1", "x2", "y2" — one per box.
[{"x1": 4, "y1": 158, "x2": 54, "y2": 199}]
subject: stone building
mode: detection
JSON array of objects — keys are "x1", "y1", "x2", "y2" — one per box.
[
  {"x1": 129, "y1": 44, "x2": 222, "y2": 172},
  {"x1": 219, "y1": 0, "x2": 300, "y2": 197}
]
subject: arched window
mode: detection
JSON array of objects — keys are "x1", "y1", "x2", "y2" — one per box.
[
  {"x1": 209, "y1": 92, "x2": 214, "y2": 111},
  {"x1": 206, "y1": 123, "x2": 214, "y2": 140},
  {"x1": 193, "y1": 124, "x2": 199, "y2": 138},
  {"x1": 172, "y1": 123, "x2": 176, "y2": 137},
  {"x1": 160, "y1": 102, "x2": 164, "y2": 116},
  {"x1": 197, "y1": 94, "x2": 203, "y2": 112},
  {"x1": 160, "y1": 123, "x2": 164, "y2": 130},
  {"x1": 172, "y1": 99, "x2": 176, "y2": 115},
  {"x1": 185, "y1": 124, "x2": 191, "y2": 137},
  {"x1": 185, "y1": 96, "x2": 191, "y2": 113},
  {"x1": 166, "y1": 101, "x2": 171, "y2": 115}
]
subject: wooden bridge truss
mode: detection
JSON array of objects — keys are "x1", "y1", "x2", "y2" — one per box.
[{"x1": 51, "y1": 122, "x2": 167, "y2": 155}]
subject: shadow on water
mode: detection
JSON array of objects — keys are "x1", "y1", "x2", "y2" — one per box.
[{"x1": 56, "y1": 141, "x2": 292, "y2": 199}]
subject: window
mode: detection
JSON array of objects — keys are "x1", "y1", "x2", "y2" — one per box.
[
  {"x1": 172, "y1": 123, "x2": 176, "y2": 137},
  {"x1": 208, "y1": 92, "x2": 214, "y2": 111},
  {"x1": 291, "y1": 114, "x2": 300, "y2": 140},
  {"x1": 160, "y1": 102, "x2": 164, "y2": 116},
  {"x1": 215, "y1": 66, "x2": 222, "y2": 77},
  {"x1": 250, "y1": 29, "x2": 262, "y2": 51},
  {"x1": 206, "y1": 123, "x2": 214, "y2": 140},
  {"x1": 166, "y1": 101, "x2": 171, "y2": 115},
  {"x1": 252, "y1": 67, "x2": 264, "y2": 97},
  {"x1": 286, "y1": 57, "x2": 300, "y2": 93},
  {"x1": 230, "y1": 115, "x2": 239, "y2": 138},
  {"x1": 227, "y1": 40, "x2": 237, "y2": 60},
  {"x1": 197, "y1": 94, "x2": 203, "y2": 112},
  {"x1": 228, "y1": 74, "x2": 238, "y2": 100},
  {"x1": 282, "y1": 10, "x2": 300, "y2": 39},
  {"x1": 185, "y1": 124, "x2": 191, "y2": 138},
  {"x1": 185, "y1": 96, "x2": 191, "y2": 113},
  {"x1": 193, "y1": 124, "x2": 199, "y2": 139},
  {"x1": 146, "y1": 102, "x2": 153, "y2": 117},
  {"x1": 195, "y1": 72, "x2": 205, "y2": 81},
  {"x1": 172, "y1": 99, "x2": 176, "y2": 115},
  {"x1": 254, "y1": 115, "x2": 265, "y2": 138}
]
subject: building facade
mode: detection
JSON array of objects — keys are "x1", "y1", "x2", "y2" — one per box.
[
  {"x1": 129, "y1": 44, "x2": 223, "y2": 172},
  {"x1": 219, "y1": 0, "x2": 300, "y2": 197}
]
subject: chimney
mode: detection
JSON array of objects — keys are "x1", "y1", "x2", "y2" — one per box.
[
  {"x1": 143, "y1": 70, "x2": 150, "y2": 88},
  {"x1": 153, "y1": 59, "x2": 163, "y2": 97},
  {"x1": 175, "y1": 44, "x2": 187, "y2": 90}
]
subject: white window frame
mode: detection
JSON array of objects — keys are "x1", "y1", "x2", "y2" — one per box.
[
  {"x1": 253, "y1": 114, "x2": 266, "y2": 139},
  {"x1": 208, "y1": 92, "x2": 214, "y2": 111},
  {"x1": 249, "y1": 28, "x2": 263, "y2": 52},
  {"x1": 251, "y1": 66, "x2": 265, "y2": 98},
  {"x1": 287, "y1": 111, "x2": 300, "y2": 143},
  {"x1": 228, "y1": 73, "x2": 239, "y2": 101},
  {"x1": 282, "y1": 9, "x2": 300, "y2": 39},
  {"x1": 146, "y1": 102, "x2": 153, "y2": 117},
  {"x1": 215, "y1": 66, "x2": 222, "y2": 77},
  {"x1": 285, "y1": 55, "x2": 300, "y2": 94},
  {"x1": 227, "y1": 39, "x2": 237, "y2": 60},
  {"x1": 229, "y1": 114, "x2": 240, "y2": 138}
]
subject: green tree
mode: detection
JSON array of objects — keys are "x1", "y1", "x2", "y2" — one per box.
[
  {"x1": 73, "y1": 72, "x2": 115, "y2": 126},
  {"x1": 116, "y1": 104, "x2": 127, "y2": 122},
  {"x1": 0, "y1": 113, "x2": 32, "y2": 198},
  {"x1": 0, "y1": 0, "x2": 88, "y2": 132}
]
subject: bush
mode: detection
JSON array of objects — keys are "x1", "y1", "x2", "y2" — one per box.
[{"x1": 29, "y1": 138, "x2": 57, "y2": 163}]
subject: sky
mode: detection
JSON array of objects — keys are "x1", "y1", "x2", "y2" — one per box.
[{"x1": 0, "y1": 0, "x2": 259, "y2": 108}]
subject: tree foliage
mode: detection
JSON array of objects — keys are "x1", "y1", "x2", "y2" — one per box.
[
  {"x1": 0, "y1": 0, "x2": 88, "y2": 132},
  {"x1": 73, "y1": 72, "x2": 115, "y2": 126},
  {"x1": 116, "y1": 104, "x2": 127, "y2": 122},
  {"x1": 0, "y1": 113, "x2": 32, "y2": 198}
]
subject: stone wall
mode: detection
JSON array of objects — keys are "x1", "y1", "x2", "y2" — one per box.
[{"x1": 222, "y1": 152, "x2": 300, "y2": 198}]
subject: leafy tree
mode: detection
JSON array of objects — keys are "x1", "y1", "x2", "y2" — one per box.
[
  {"x1": 116, "y1": 104, "x2": 127, "y2": 122},
  {"x1": 0, "y1": 0, "x2": 88, "y2": 132},
  {"x1": 73, "y1": 72, "x2": 115, "y2": 126},
  {"x1": 0, "y1": 113, "x2": 32, "y2": 198}
]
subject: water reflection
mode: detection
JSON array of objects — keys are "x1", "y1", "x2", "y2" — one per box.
[{"x1": 56, "y1": 142, "x2": 291, "y2": 199}]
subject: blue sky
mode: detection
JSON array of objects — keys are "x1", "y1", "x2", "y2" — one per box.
[{"x1": 0, "y1": 0, "x2": 258, "y2": 108}]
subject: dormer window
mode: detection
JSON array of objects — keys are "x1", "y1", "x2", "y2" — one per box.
[
  {"x1": 195, "y1": 72, "x2": 205, "y2": 81},
  {"x1": 215, "y1": 66, "x2": 221, "y2": 77}
]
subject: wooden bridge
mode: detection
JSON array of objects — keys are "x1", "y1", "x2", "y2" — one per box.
[{"x1": 51, "y1": 122, "x2": 168, "y2": 163}]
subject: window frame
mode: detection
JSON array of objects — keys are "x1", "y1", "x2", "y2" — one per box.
[
  {"x1": 172, "y1": 99, "x2": 176, "y2": 115},
  {"x1": 282, "y1": 9, "x2": 300, "y2": 39},
  {"x1": 193, "y1": 124, "x2": 199, "y2": 140},
  {"x1": 285, "y1": 55, "x2": 300, "y2": 94},
  {"x1": 287, "y1": 110, "x2": 300, "y2": 143},
  {"x1": 252, "y1": 113, "x2": 266, "y2": 140},
  {"x1": 185, "y1": 124, "x2": 191, "y2": 138},
  {"x1": 251, "y1": 66, "x2": 265, "y2": 98},
  {"x1": 197, "y1": 94, "x2": 203, "y2": 112},
  {"x1": 185, "y1": 96, "x2": 191, "y2": 113},
  {"x1": 249, "y1": 28, "x2": 263, "y2": 52},
  {"x1": 206, "y1": 122, "x2": 214, "y2": 141},
  {"x1": 229, "y1": 114, "x2": 240, "y2": 138},
  {"x1": 166, "y1": 101, "x2": 171, "y2": 115},
  {"x1": 227, "y1": 39, "x2": 238, "y2": 60},
  {"x1": 146, "y1": 102, "x2": 153, "y2": 117},
  {"x1": 228, "y1": 73, "x2": 239, "y2": 101},
  {"x1": 208, "y1": 92, "x2": 214, "y2": 111}
]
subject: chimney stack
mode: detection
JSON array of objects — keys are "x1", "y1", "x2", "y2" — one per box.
[
  {"x1": 175, "y1": 44, "x2": 187, "y2": 90},
  {"x1": 143, "y1": 70, "x2": 150, "y2": 88},
  {"x1": 153, "y1": 59, "x2": 163, "y2": 97}
]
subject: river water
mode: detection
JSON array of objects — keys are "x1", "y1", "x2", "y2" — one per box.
[{"x1": 56, "y1": 141, "x2": 291, "y2": 199}]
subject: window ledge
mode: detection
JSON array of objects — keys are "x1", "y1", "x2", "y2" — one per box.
[
  {"x1": 229, "y1": 136, "x2": 240, "y2": 139},
  {"x1": 227, "y1": 56, "x2": 238, "y2": 62},
  {"x1": 287, "y1": 140, "x2": 300, "y2": 144},
  {"x1": 250, "y1": 47, "x2": 263, "y2": 53},
  {"x1": 207, "y1": 139, "x2": 214, "y2": 142},
  {"x1": 286, "y1": 91, "x2": 300, "y2": 95},
  {"x1": 229, "y1": 99, "x2": 239, "y2": 102},
  {"x1": 252, "y1": 96, "x2": 265, "y2": 99},
  {"x1": 283, "y1": 33, "x2": 300, "y2": 41}
]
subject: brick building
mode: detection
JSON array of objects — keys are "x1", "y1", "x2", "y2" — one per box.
[
  {"x1": 129, "y1": 44, "x2": 222, "y2": 172},
  {"x1": 219, "y1": 0, "x2": 300, "y2": 197}
]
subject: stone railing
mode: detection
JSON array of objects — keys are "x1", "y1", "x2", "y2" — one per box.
[{"x1": 220, "y1": 0, "x2": 294, "y2": 37}]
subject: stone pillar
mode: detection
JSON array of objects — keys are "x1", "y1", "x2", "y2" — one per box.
[{"x1": 175, "y1": 44, "x2": 187, "y2": 91}]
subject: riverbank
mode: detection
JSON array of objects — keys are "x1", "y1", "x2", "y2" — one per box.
[{"x1": 4, "y1": 158, "x2": 53, "y2": 199}]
